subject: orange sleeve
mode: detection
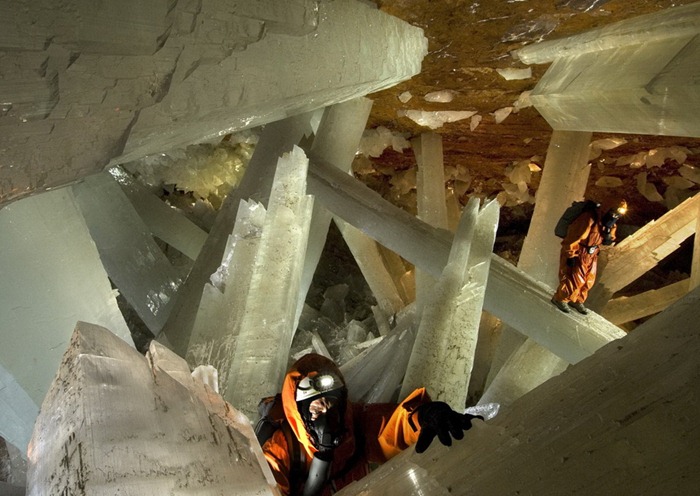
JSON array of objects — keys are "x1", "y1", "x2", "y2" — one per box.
[
  {"x1": 562, "y1": 212, "x2": 593, "y2": 258},
  {"x1": 376, "y1": 388, "x2": 431, "y2": 460},
  {"x1": 262, "y1": 430, "x2": 293, "y2": 496}
]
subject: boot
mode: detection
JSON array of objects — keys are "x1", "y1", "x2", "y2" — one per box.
[
  {"x1": 550, "y1": 297, "x2": 570, "y2": 313},
  {"x1": 567, "y1": 301, "x2": 588, "y2": 315}
]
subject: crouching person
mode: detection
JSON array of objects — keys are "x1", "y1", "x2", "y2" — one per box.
[{"x1": 257, "y1": 353, "x2": 482, "y2": 496}]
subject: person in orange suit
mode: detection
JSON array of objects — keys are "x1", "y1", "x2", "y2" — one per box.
[
  {"x1": 551, "y1": 199, "x2": 627, "y2": 314},
  {"x1": 259, "y1": 353, "x2": 482, "y2": 496}
]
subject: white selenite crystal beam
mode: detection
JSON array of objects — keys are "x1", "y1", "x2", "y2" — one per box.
[
  {"x1": 115, "y1": 0, "x2": 428, "y2": 164},
  {"x1": 335, "y1": 218, "x2": 406, "y2": 318},
  {"x1": 518, "y1": 131, "x2": 592, "y2": 288},
  {"x1": 26, "y1": 322, "x2": 280, "y2": 496},
  {"x1": 225, "y1": 146, "x2": 314, "y2": 420},
  {"x1": 1, "y1": 0, "x2": 427, "y2": 206},
  {"x1": 297, "y1": 97, "x2": 374, "y2": 326},
  {"x1": 401, "y1": 199, "x2": 498, "y2": 409},
  {"x1": 589, "y1": 192, "x2": 700, "y2": 310},
  {"x1": 72, "y1": 172, "x2": 185, "y2": 336},
  {"x1": 413, "y1": 132, "x2": 448, "y2": 310},
  {"x1": 0, "y1": 363, "x2": 39, "y2": 461},
  {"x1": 0, "y1": 189, "x2": 131, "y2": 456},
  {"x1": 186, "y1": 200, "x2": 266, "y2": 396},
  {"x1": 485, "y1": 255, "x2": 624, "y2": 364},
  {"x1": 478, "y1": 339, "x2": 568, "y2": 410},
  {"x1": 160, "y1": 113, "x2": 316, "y2": 355},
  {"x1": 108, "y1": 166, "x2": 207, "y2": 261},
  {"x1": 601, "y1": 279, "x2": 689, "y2": 325},
  {"x1": 484, "y1": 131, "x2": 591, "y2": 409},
  {"x1": 307, "y1": 157, "x2": 624, "y2": 364},
  {"x1": 334, "y1": 286, "x2": 700, "y2": 496},
  {"x1": 513, "y1": 4, "x2": 700, "y2": 136},
  {"x1": 308, "y1": 157, "x2": 454, "y2": 278}
]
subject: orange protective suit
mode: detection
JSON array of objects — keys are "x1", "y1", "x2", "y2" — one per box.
[
  {"x1": 553, "y1": 208, "x2": 616, "y2": 304},
  {"x1": 262, "y1": 354, "x2": 431, "y2": 496}
]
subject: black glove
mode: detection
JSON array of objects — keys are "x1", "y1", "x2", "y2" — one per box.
[
  {"x1": 566, "y1": 257, "x2": 576, "y2": 268},
  {"x1": 414, "y1": 402, "x2": 482, "y2": 454}
]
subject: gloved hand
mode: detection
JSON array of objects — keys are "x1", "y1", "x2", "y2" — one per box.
[
  {"x1": 414, "y1": 402, "x2": 482, "y2": 454},
  {"x1": 566, "y1": 257, "x2": 576, "y2": 268}
]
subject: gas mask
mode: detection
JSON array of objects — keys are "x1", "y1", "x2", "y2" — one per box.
[{"x1": 296, "y1": 373, "x2": 347, "y2": 455}]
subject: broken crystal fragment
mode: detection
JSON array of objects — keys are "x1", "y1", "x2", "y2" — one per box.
[
  {"x1": 424, "y1": 90, "x2": 456, "y2": 103},
  {"x1": 401, "y1": 110, "x2": 477, "y2": 129},
  {"x1": 496, "y1": 67, "x2": 532, "y2": 80},
  {"x1": 470, "y1": 114, "x2": 482, "y2": 131},
  {"x1": 491, "y1": 106, "x2": 513, "y2": 124}
]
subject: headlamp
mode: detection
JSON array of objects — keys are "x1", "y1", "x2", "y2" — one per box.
[
  {"x1": 296, "y1": 372, "x2": 345, "y2": 402},
  {"x1": 616, "y1": 200, "x2": 628, "y2": 216}
]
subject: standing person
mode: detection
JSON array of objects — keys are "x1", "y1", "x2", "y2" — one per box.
[
  {"x1": 258, "y1": 353, "x2": 482, "y2": 496},
  {"x1": 551, "y1": 199, "x2": 627, "y2": 314}
]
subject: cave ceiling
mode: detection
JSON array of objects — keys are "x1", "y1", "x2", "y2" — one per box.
[{"x1": 361, "y1": 0, "x2": 700, "y2": 237}]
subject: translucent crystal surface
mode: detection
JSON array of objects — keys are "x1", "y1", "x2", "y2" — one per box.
[
  {"x1": 413, "y1": 132, "x2": 448, "y2": 308},
  {"x1": 1, "y1": 0, "x2": 427, "y2": 207},
  {"x1": 225, "y1": 146, "x2": 315, "y2": 419},
  {"x1": 335, "y1": 218, "x2": 406, "y2": 318},
  {"x1": 308, "y1": 156, "x2": 623, "y2": 364},
  {"x1": 298, "y1": 98, "x2": 373, "y2": 327},
  {"x1": 118, "y1": 1, "x2": 427, "y2": 163},
  {"x1": 0, "y1": 363, "x2": 38, "y2": 460},
  {"x1": 589, "y1": 192, "x2": 700, "y2": 309},
  {"x1": 108, "y1": 166, "x2": 208, "y2": 261},
  {"x1": 160, "y1": 113, "x2": 316, "y2": 355},
  {"x1": 26, "y1": 322, "x2": 280, "y2": 495},
  {"x1": 515, "y1": 4, "x2": 700, "y2": 136},
  {"x1": 335, "y1": 286, "x2": 700, "y2": 496},
  {"x1": 401, "y1": 199, "x2": 498, "y2": 409},
  {"x1": 517, "y1": 131, "x2": 592, "y2": 288},
  {"x1": 0, "y1": 188, "x2": 131, "y2": 454},
  {"x1": 72, "y1": 172, "x2": 185, "y2": 335},
  {"x1": 186, "y1": 200, "x2": 266, "y2": 395}
]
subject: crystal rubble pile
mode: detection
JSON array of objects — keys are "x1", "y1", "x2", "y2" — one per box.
[
  {"x1": 121, "y1": 138, "x2": 257, "y2": 229},
  {"x1": 26, "y1": 322, "x2": 280, "y2": 495}
]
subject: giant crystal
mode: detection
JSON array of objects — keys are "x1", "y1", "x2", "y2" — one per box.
[
  {"x1": 401, "y1": 198, "x2": 499, "y2": 409},
  {"x1": 72, "y1": 172, "x2": 186, "y2": 335},
  {"x1": 186, "y1": 200, "x2": 267, "y2": 396},
  {"x1": 335, "y1": 286, "x2": 700, "y2": 496},
  {"x1": 161, "y1": 113, "x2": 317, "y2": 355},
  {"x1": 26, "y1": 322, "x2": 280, "y2": 495},
  {"x1": 0, "y1": 0, "x2": 428, "y2": 207},
  {"x1": 225, "y1": 146, "x2": 315, "y2": 419},
  {"x1": 0, "y1": 188, "x2": 131, "y2": 456},
  {"x1": 307, "y1": 156, "x2": 624, "y2": 364},
  {"x1": 413, "y1": 132, "x2": 448, "y2": 310},
  {"x1": 299, "y1": 98, "x2": 374, "y2": 327},
  {"x1": 514, "y1": 3, "x2": 700, "y2": 136}
]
